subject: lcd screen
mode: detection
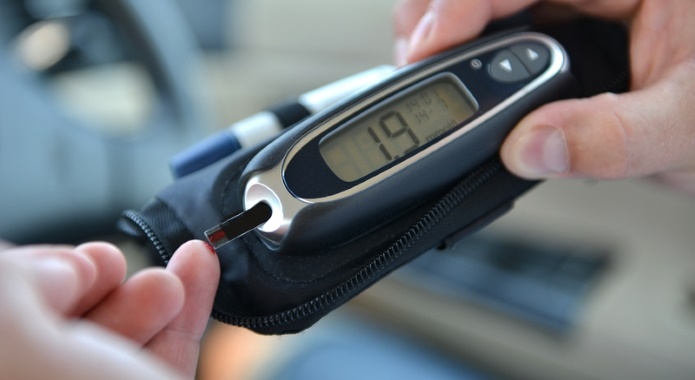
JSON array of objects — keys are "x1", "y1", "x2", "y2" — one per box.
[{"x1": 319, "y1": 75, "x2": 478, "y2": 182}]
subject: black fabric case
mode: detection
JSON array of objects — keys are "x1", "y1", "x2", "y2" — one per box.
[{"x1": 119, "y1": 18, "x2": 629, "y2": 335}]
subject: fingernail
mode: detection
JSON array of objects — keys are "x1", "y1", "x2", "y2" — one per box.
[
  {"x1": 395, "y1": 38, "x2": 408, "y2": 66},
  {"x1": 408, "y1": 9, "x2": 435, "y2": 57},
  {"x1": 511, "y1": 125, "x2": 569, "y2": 177},
  {"x1": 35, "y1": 258, "x2": 75, "y2": 281},
  {"x1": 34, "y1": 258, "x2": 78, "y2": 306}
]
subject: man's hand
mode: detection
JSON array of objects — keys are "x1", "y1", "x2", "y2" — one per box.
[{"x1": 395, "y1": 0, "x2": 695, "y2": 195}]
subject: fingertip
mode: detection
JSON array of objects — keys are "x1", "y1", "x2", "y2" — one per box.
[
  {"x1": 76, "y1": 241, "x2": 125, "y2": 263},
  {"x1": 141, "y1": 267, "x2": 184, "y2": 290},
  {"x1": 69, "y1": 242, "x2": 128, "y2": 316},
  {"x1": 406, "y1": 7, "x2": 436, "y2": 62},
  {"x1": 394, "y1": 37, "x2": 409, "y2": 67},
  {"x1": 167, "y1": 240, "x2": 220, "y2": 292},
  {"x1": 76, "y1": 242, "x2": 127, "y2": 284},
  {"x1": 3, "y1": 245, "x2": 100, "y2": 313},
  {"x1": 34, "y1": 258, "x2": 80, "y2": 313},
  {"x1": 502, "y1": 94, "x2": 638, "y2": 180},
  {"x1": 84, "y1": 268, "x2": 185, "y2": 344},
  {"x1": 55, "y1": 247, "x2": 99, "y2": 293},
  {"x1": 132, "y1": 268, "x2": 185, "y2": 316},
  {"x1": 502, "y1": 99, "x2": 580, "y2": 179},
  {"x1": 501, "y1": 123, "x2": 570, "y2": 179},
  {"x1": 393, "y1": 0, "x2": 431, "y2": 39},
  {"x1": 405, "y1": 0, "x2": 491, "y2": 64},
  {"x1": 176, "y1": 240, "x2": 219, "y2": 259}
]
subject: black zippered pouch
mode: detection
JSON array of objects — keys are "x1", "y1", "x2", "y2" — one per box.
[{"x1": 119, "y1": 18, "x2": 629, "y2": 335}]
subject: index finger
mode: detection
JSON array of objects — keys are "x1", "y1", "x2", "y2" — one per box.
[{"x1": 398, "y1": 0, "x2": 641, "y2": 64}]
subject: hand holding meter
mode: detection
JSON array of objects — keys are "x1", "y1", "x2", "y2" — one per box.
[
  {"x1": 205, "y1": 32, "x2": 573, "y2": 252},
  {"x1": 120, "y1": 19, "x2": 629, "y2": 335}
]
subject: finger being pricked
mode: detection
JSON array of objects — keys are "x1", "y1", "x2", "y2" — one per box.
[{"x1": 146, "y1": 240, "x2": 220, "y2": 379}]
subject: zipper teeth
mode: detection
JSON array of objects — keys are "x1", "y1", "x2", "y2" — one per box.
[
  {"x1": 213, "y1": 159, "x2": 502, "y2": 330},
  {"x1": 122, "y1": 210, "x2": 171, "y2": 264}
]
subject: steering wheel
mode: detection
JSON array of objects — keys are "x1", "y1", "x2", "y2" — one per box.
[{"x1": 0, "y1": 0, "x2": 210, "y2": 243}]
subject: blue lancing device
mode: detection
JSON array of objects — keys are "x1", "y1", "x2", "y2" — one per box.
[{"x1": 170, "y1": 65, "x2": 396, "y2": 179}]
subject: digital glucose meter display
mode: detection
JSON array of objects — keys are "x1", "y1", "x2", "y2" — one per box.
[
  {"x1": 319, "y1": 75, "x2": 478, "y2": 182},
  {"x1": 230, "y1": 32, "x2": 571, "y2": 251}
]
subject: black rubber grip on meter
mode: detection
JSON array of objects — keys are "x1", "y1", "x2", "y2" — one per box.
[{"x1": 118, "y1": 17, "x2": 630, "y2": 335}]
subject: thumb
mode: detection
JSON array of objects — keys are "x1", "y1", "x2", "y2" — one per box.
[{"x1": 501, "y1": 76, "x2": 695, "y2": 180}]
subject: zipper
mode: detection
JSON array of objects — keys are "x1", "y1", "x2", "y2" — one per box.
[
  {"x1": 212, "y1": 158, "x2": 503, "y2": 330},
  {"x1": 121, "y1": 209, "x2": 172, "y2": 265}
]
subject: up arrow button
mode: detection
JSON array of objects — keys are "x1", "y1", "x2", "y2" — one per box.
[{"x1": 511, "y1": 43, "x2": 550, "y2": 75}]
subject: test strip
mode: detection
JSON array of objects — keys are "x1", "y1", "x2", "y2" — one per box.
[{"x1": 204, "y1": 202, "x2": 273, "y2": 250}]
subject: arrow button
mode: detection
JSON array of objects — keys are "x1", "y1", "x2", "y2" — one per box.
[
  {"x1": 499, "y1": 59, "x2": 513, "y2": 72},
  {"x1": 511, "y1": 43, "x2": 550, "y2": 75},
  {"x1": 489, "y1": 50, "x2": 530, "y2": 83}
]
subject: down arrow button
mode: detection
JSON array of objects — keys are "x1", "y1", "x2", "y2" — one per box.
[{"x1": 489, "y1": 50, "x2": 531, "y2": 83}]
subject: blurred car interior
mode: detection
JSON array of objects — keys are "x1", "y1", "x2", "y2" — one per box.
[{"x1": 2, "y1": 1, "x2": 695, "y2": 379}]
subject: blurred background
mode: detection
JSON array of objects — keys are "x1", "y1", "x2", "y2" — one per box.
[{"x1": 2, "y1": 0, "x2": 695, "y2": 379}]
